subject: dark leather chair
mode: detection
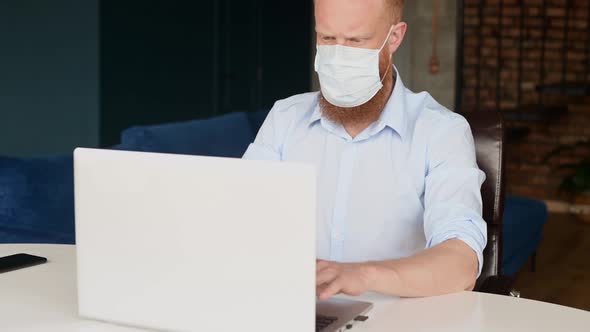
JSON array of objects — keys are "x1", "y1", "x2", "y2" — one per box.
[{"x1": 462, "y1": 111, "x2": 513, "y2": 295}]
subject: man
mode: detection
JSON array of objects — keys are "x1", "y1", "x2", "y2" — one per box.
[{"x1": 243, "y1": 0, "x2": 487, "y2": 300}]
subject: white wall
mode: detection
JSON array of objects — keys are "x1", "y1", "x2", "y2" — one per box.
[
  {"x1": 397, "y1": 0, "x2": 457, "y2": 110},
  {"x1": 0, "y1": 0, "x2": 99, "y2": 157}
]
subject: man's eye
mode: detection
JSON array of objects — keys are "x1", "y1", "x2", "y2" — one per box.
[{"x1": 322, "y1": 36, "x2": 335, "y2": 41}]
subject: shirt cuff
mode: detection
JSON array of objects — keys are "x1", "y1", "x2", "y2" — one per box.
[{"x1": 426, "y1": 220, "x2": 486, "y2": 278}]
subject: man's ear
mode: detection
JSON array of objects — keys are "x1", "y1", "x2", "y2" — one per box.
[{"x1": 387, "y1": 22, "x2": 407, "y2": 55}]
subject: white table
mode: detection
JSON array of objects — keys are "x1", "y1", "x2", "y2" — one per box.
[{"x1": 1, "y1": 244, "x2": 589, "y2": 331}]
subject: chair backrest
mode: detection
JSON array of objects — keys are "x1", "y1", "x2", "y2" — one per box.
[{"x1": 462, "y1": 111, "x2": 505, "y2": 286}]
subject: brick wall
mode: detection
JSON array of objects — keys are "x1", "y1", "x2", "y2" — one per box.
[{"x1": 461, "y1": 0, "x2": 590, "y2": 201}]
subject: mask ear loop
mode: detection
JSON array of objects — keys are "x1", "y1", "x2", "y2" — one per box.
[
  {"x1": 379, "y1": 25, "x2": 395, "y2": 82},
  {"x1": 380, "y1": 62, "x2": 391, "y2": 83},
  {"x1": 378, "y1": 25, "x2": 395, "y2": 51}
]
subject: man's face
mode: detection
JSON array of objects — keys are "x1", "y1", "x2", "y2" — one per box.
[{"x1": 314, "y1": 0, "x2": 406, "y2": 126}]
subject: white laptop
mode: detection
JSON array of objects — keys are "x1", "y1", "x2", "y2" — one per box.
[{"x1": 74, "y1": 148, "x2": 372, "y2": 332}]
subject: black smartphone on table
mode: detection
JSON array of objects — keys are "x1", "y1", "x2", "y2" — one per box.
[{"x1": 0, "y1": 253, "x2": 47, "y2": 273}]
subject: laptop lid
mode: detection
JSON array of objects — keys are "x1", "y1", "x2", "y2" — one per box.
[{"x1": 74, "y1": 148, "x2": 316, "y2": 332}]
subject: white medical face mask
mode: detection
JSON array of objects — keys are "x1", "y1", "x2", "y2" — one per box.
[{"x1": 314, "y1": 26, "x2": 393, "y2": 108}]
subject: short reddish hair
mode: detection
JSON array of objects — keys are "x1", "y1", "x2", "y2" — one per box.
[{"x1": 386, "y1": 0, "x2": 405, "y2": 22}]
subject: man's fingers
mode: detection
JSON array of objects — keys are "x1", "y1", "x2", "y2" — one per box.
[
  {"x1": 315, "y1": 259, "x2": 332, "y2": 270},
  {"x1": 316, "y1": 268, "x2": 338, "y2": 286},
  {"x1": 316, "y1": 260, "x2": 332, "y2": 271},
  {"x1": 319, "y1": 278, "x2": 342, "y2": 300}
]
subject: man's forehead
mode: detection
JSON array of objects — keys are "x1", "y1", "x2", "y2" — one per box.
[{"x1": 314, "y1": 0, "x2": 388, "y2": 33}]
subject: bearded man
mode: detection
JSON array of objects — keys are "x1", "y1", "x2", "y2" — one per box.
[{"x1": 243, "y1": 0, "x2": 487, "y2": 299}]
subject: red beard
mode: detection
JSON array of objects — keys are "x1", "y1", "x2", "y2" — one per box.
[{"x1": 319, "y1": 49, "x2": 395, "y2": 127}]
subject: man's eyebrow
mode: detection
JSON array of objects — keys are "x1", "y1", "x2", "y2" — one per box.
[
  {"x1": 343, "y1": 33, "x2": 372, "y2": 40},
  {"x1": 315, "y1": 30, "x2": 372, "y2": 39}
]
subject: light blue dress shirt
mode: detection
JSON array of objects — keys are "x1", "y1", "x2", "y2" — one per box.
[{"x1": 243, "y1": 70, "x2": 487, "y2": 275}]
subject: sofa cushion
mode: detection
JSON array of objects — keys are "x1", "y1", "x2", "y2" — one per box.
[
  {"x1": 120, "y1": 112, "x2": 256, "y2": 158},
  {"x1": 0, "y1": 155, "x2": 75, "y2": 244},
  {"x1": 502, "y1": 196, "x2": 548, "y2": 276},
  {"x1": 247, "y1": 109, "x2": 270, "y2": 135}
]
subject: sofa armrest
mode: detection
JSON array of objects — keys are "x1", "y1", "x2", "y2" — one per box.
[{"x1": 0, "y1": 155, "x2": 75, "y2": 244}]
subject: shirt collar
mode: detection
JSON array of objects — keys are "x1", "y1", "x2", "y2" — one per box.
[
  {"x1": 376, "y1": 66, "x2": 408, "y2": 140},
  {"x1": 309, "y1": 98, "x2": 322, "y2": 125},
  {"x1": 309, "y1": 66, "x2": 409, "y2": 141}
]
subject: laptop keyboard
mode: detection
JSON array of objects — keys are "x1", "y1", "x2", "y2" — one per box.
[{"x1": 316, "y1": 314, "x2": 338, "y2": 331}]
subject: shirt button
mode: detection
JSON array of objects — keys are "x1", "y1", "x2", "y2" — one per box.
[{"x1": 332, "y1": 233, "x2": 342, "y2": 241}]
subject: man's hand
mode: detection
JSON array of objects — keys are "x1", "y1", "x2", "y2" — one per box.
[
  {"x1": 316, "y1": 260, "x2": 375, "y2": 300},
  {"x1": 315, "y1": 240, "x2": 478, "y2": 298}
]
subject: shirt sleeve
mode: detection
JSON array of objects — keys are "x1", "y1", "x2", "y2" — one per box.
[
  {"x1": 423, "y1": 115, "x2": 487, "y2": 277},
  {"x1": 242, "y1": 102, "x2": 285, "y2": 161}
]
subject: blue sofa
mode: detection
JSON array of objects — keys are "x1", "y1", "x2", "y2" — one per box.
[{"x1": 0, "y1": 110, "x2": 546, "y2": 276}]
